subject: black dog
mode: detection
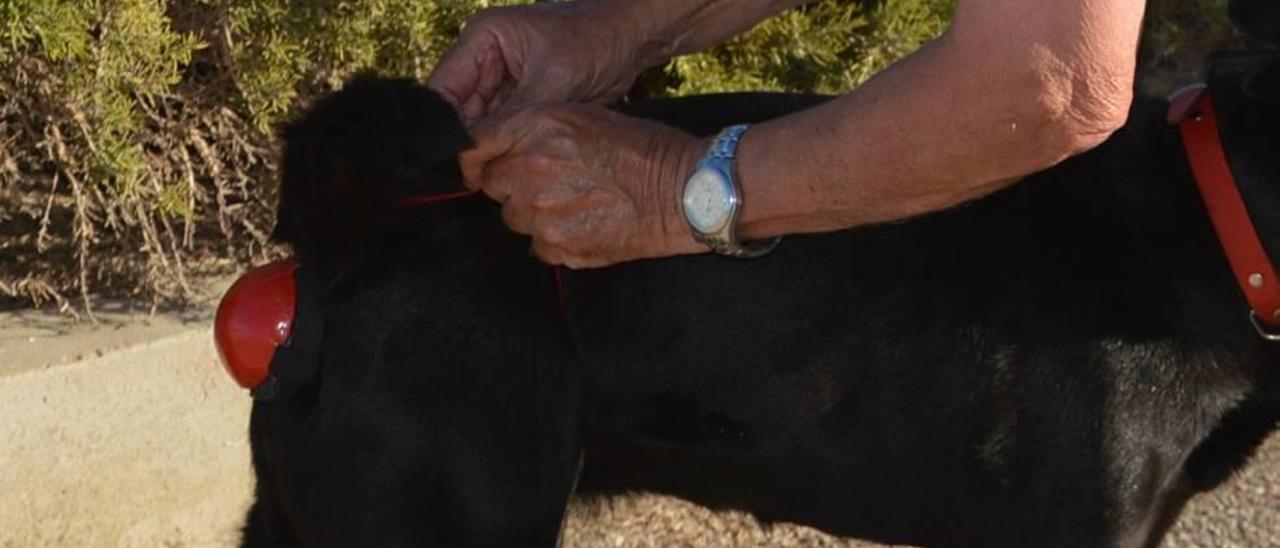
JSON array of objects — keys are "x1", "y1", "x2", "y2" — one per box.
[
  {"x1": 1231, "y1": 0, "x2": 1280, "y2": 45},
  {"x1": 244, "y1": 33, "x2": 1280, "y2": 548}
]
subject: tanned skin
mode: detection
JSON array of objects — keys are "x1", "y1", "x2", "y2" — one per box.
[{"x1": 429, "y1": 0, "x2": 1146, "y2": 268}]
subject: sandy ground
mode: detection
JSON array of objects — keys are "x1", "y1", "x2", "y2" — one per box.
[{"x1": 1, "y1": 300, "x2": 1277, "y2": 547}]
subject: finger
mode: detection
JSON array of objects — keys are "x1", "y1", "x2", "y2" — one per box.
[
  {"x1": 562, "y1": 255, "x2": 610, "y2": 270},
  {"x1": 468, "y1": 47, "x2": 510, "y2": 120},
  {"x1": 426, "y1": 37, "x2": 482, "y2": 110},
  {"x1": 459, "y1": 145, "x2": 523, "y2": 203},
  {"x1": 530, "y1": 238, "x2": 569, "y2": 267},
  {"x1": 485, "y1": 83, "x2": 515, "y2": 119},
  {"x1": 462, "y1": 93, "x2": 488, "y2": 125},
  {"x1": 427, "y1": 30, "x2": 504, "y2": 116},
  {"x1": 500, "y1": 197, "x2": 534, "y2": 235},
  {"x1": 534, "y1": 239, "x2": 611, "y2": 270},
  {"x1": 457, "y1": 108, "x2": 535, "y2": 187}
]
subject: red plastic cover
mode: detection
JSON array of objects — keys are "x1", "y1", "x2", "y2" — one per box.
[{"x1": 214, "y1": 259, "x2": 298, "y2": 389}]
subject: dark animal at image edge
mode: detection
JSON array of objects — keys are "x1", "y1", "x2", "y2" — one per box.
[{"x1": 239, "y1": 15, "x2": 1280, "y2": 548}]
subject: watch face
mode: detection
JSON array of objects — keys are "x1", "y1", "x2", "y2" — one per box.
[{"x1": 683, "y1": 167, "x2": 733, "y2": 234}]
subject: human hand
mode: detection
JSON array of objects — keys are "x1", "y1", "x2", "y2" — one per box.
[
  {"x1": 427, "y1": 4, "x2": 651, "y2": 124},
  {"x1": 459, "y1": 104, "x2": 708, "y2": 268}
]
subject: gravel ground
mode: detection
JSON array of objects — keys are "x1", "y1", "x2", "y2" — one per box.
[
  {"x1": 560, "y1": 433, "x2": 1280, "y2": 547},
  {"x1": 1, "y1": 307, "x2": 1276, "y2": 547}
]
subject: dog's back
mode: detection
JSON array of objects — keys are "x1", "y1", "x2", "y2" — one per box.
[{"x1": 562, "y1": 93, "x2": 1278, "y2": 546}]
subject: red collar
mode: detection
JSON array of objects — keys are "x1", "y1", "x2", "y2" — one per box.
[{"x1": 1170, "y1": 86, "x2": 1280, "y2": 338}]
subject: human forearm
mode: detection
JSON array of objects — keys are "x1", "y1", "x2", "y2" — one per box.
[
  {"x1": 453, "y1": 0, "x2": 1148, "y2": 268},
  {"x1": 672, "y1": 0, "x2": 1144, "y2": 239},
  {"x1": 430, "y1": 0, "x2": 809, "y2": 119}
]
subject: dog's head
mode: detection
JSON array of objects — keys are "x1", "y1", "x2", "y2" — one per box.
[
  {"x1": 272, "y1": 74, "x2": 472, "y2": 268},
  {"x1": 1229, "y1": 0, "x2": 1280, "y2": 45}
]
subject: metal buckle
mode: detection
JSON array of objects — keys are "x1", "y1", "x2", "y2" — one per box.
[
  {"x1": 715, "y1": 236, "x2": 781, "y2": 259},
  {"x1": 1248, "y1": 311, "x2": 1280, "y2": 341}
]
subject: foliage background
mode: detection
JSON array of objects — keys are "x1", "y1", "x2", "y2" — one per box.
[{"x1": 0, "y1": 0, "x2": 1240, "y2": 315}]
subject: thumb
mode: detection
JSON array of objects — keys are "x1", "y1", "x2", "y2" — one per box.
[
  {"x1": 457, "y1": 109, "x2": 529, "y2": 191},
  {"x1": 427, "y1": 34, "x2": 509, "y2": 122}
]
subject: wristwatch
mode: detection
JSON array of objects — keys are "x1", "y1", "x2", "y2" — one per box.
[{"x1": 680, "y1": 124, "x2": 781, "y2": 258}]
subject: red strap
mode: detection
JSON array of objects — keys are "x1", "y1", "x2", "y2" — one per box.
[
  {"x1": 1175, "y1": 89, "x2": 1280, "y2": 328},
  {"x1": 393, "y1": 188, "x2": 480, "y2": 209}
]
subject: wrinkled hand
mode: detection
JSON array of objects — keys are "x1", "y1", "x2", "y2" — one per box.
[
  {"x1": 427, "y1": 4, "x2": 647, "y2": 123},
  {"x1": 460, "y1": 104, "x2": 707, "y2": 268}
]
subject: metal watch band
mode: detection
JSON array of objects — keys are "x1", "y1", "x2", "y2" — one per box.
[
  {"x1": 689, "y1": 124, "x2": 780, "y2": 259},
  {"x1": 699, "y1": 234, "x2": 781, "y2": 258},
  {"x1": 708, "y1": 124, "x2": 750, "y2": 160}
]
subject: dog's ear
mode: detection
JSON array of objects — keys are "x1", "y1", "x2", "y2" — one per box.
[
  {"x1": 416, "y1": 84, "x2": 472, "y2": 169},
  {"x1": 271, "y1": 73, "x2": 475, "y2": 265},
  {"x1": 313, "y1": 73, "x2": 473, "y2": 195},
  {"x1": 398, "y1": 82, "x2": 473, "y2": 198},
  {"x1": 272, "y1": 117, "x2": 328, "y2": 255},
  {"x1": 1229, "y1": 0, "x2": 1280, "y2": 45}
]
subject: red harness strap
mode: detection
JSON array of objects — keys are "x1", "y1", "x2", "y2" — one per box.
[
  {"x1": 394, "y1": 188, "x2": 482, "y2": 208},
  {"x1": 1172, "y1": 87, "x2": 1280, "y2": 332}
]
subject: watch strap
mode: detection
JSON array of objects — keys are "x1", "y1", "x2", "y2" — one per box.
[
  {"x1": 687, "y1": 124, "x2": 780, "y2": 259},
  {"x1": 707, "y1": 124, "x2": 750, "y2": 160},
  {"x1": 699, "y1": 235, "x2": 781, "y2": 258}
]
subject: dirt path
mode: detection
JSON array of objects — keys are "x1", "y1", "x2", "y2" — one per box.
[
  {"x1": 0, "y1": 328, "x2": 251, "y2": 547},
  {"x1": 1, "y1": 307, "x2": 1276, "y2": 547}
]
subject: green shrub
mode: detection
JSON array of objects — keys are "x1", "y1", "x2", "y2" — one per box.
[
  {"x1": 0, "y1": 0, "x2": 506, "y2": 315},
  {"x1": 217, "y1": 0, "x2": 515, "y2": 132},
  {"x1": 669, "y1": 0, "x2": 953, "y2": 96}
]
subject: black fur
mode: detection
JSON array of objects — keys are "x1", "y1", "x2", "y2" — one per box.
[
  {"x1": 243, "y1": 62, "x2": 1280, "y2": 548},
  {"x1": 1230, "y1": 0, "x2": 1280, "y2": 45}
]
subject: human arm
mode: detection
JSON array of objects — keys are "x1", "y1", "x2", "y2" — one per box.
[
  {"x1": 427, "y1": 0, "x2": 806, "y2": 121},
  {"x1": 458, "y1": 0, "x2": 1146, "y2": 268},
  {"x1": 729, "y1": 0, "x2": 1145, "y2": 237}
]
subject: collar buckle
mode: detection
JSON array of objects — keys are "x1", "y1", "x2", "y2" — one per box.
[{"x1": 1250, "y1": 311, "x2": 1280, "y2": 341}]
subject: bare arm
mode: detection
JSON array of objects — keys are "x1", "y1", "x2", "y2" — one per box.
[
  {"x1": 721, "y1": 0, "x2": 1145, "y2": 237},
  {"x1": 428, "y1": 0, "x2": 806, "y2": 120}
]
